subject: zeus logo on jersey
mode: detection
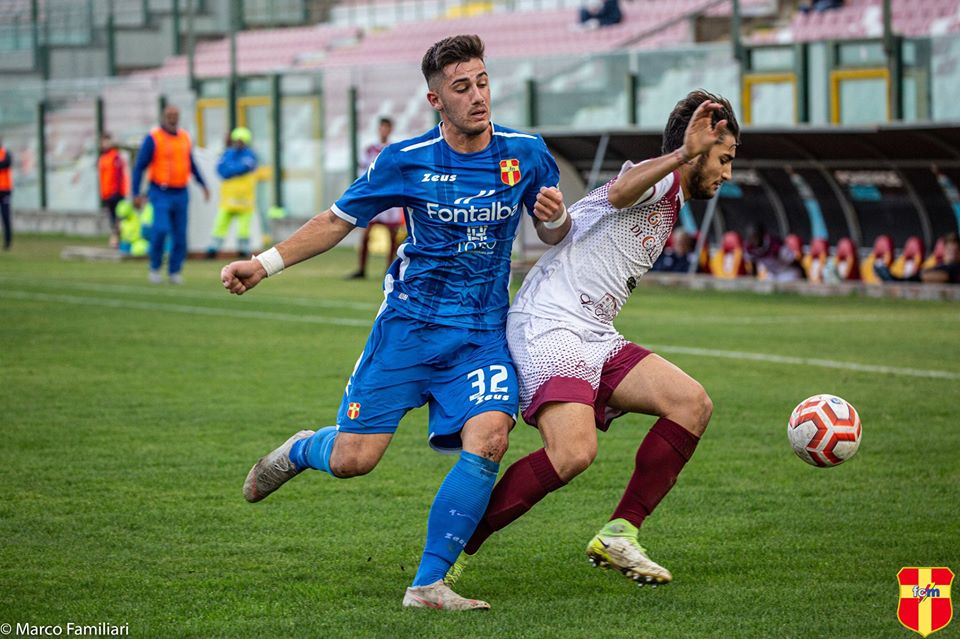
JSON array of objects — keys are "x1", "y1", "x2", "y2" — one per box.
[
  {"x1": 421, "y1": 172, "x2": 457, "y2": 182},
  {"x1": 426, "y1": 201, "x2": 519, "y2": 223}
]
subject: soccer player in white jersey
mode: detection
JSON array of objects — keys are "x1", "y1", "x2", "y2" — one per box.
[
  {"x1": 221, "y1": 35, "x2": 567, "y2": 611},
  {"x1": 448, "y1": 90, "x2": 740, "y2": 586}
]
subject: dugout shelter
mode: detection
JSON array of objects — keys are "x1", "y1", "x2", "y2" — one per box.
[{"x1": 536, "y1": 124, "x2": 960, "y2": 258}]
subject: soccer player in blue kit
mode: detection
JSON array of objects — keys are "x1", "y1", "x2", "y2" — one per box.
[{"x1": 220, "y1": 34, "x2": 568, "y2": 611}]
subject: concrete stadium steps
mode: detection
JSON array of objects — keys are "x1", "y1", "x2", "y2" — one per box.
[
  {"x1": 749, "y1": 0, "x2": 960, "y2": 44},
  {"x1": 324, "y1": 0, "x2": 709, "y2": 67},
  {"x1": 704, "y1": 0, "x2": 780, "y2": 17},
  {"x1": 144, "y1": 23, "x2": 361, "y2": 78}
]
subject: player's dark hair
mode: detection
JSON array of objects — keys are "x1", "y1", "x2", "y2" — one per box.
[
  {"x1": 379, "y1": 116, "x2": 393, "y2": 126},
  {"x1": 421, "y1": 35, "x2": 485, "y2": 88},
  {"x1": 661, "y1": 89, "x2": 740, "y2": 155}
]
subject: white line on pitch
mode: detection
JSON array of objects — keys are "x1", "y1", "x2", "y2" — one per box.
[
  {"x1": 0, "y1": 277, "x2": 380, "y2": 312},
  {"x1": 4, "y1": 289, "x2": 958, "y2": 381},
  {"x1": 640, "y1": 312, "x2": 960, "y2": 325},
  {"x1": 0, "y1": 290, "x2": 372, "y2": 327},
  {"x1": 650, "y1": 344, "x2": 960, "y2": 381}
]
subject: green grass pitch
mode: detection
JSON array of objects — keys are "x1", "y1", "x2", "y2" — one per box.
[{"x1": 1, "y1": 235, "x2": 957, "y2": 638}]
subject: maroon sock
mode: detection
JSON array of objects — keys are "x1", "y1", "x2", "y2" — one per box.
[
  {"x1": 357, "y1": 228, "x2": 370, "y2": 273},
  {"x1": 465, "y1": 448, "x2": 566, "y2": 554},
  {"x1": 611, "y1": 417, "x2": 700, "y2": 529}
]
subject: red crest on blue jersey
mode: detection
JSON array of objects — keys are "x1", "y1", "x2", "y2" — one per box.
[
  {"x1": 347, "y1": 402, "x2": 361, "y2": 419},
  {"x1": 500, "y1": 159, "x2": 521, "y2": 187}
]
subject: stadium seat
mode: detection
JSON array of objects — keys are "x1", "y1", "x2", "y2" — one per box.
[
  {"x1": 710, "y1": 231, "x2": 750, "y2": 278},
  {"x1": 860, "y1": 234, "x2": 894, "y2": 283},
  {"x1": 803, "y1": 237, "x2": 830, "y2": 283},
  {"x1": 785, "y1": 233, "x2": 804, "y2": 259},
  {"x1": 922, "y1": 236, "x2": 946, "y2": 270},
  {"x1": 889, "y1": 236, "x2": 925, "y2": 279},
  {"x1": 834, "y1": 237, "x2": 861, "y2": 281},
  {"x1": 748, "y1": 0, "x2": 960, "y2": 45}
]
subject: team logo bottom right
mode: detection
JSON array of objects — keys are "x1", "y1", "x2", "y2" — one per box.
[{"x1": 898, "y1": 567, "x2": 954, "y2": 637}]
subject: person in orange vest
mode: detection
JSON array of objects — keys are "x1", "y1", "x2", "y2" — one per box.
[
  {"x1": 0, "y1": 137, "x2": 12, "y2": 250},
  {"x1": 98, "y1": 133, "x2": 127, "y2": 248},
  {"x1": 132, "y1": 105, "x2": 209, "y2": 284}
]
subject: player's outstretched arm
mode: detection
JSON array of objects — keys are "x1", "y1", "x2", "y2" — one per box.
[
  {"x1": 532, "y1": 186, "x2": 569, "y2": 245},
  {"x1": 608, "y1": 100, "x2": 726, "y2": 209},
  {"x1": 221, "y1": 209, "x2": 355, "y2": 295}
]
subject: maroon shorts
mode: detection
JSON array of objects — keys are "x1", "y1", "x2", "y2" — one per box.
[{"x1": 522, "y1": 342, "x2": 652, "y2": 431}]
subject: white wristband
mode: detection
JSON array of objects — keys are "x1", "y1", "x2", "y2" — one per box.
[
  {"x1": 255, "y1": 247, "x2": 284, "y2": 277},
  {"x1": 542, "y1": 206, "x2": 568, "y2": 230}
]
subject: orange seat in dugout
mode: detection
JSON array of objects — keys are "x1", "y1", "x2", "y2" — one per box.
[
  {"x1": 710, "y1": 231, "x2": 750, "y2": 278},
  {"x1": 922, "y1": 237, "x2": 945, "y2": 270},
  {"x1": 859, "y1": 234, "x2": 893, "y2": 283},
  {"x1": 803, "y1": 238, "x2": 830, "y2": 282},
  {"x1": 834, "y1": 237, "x2": 861, "y2": 281},
  {"x1": 890, "y1": 236, "x2": 925, "y2": 279}
]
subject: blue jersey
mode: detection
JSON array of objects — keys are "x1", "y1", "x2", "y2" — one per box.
[{"x1": 333, "y1": 123, "x2": 560, "y2": 331}]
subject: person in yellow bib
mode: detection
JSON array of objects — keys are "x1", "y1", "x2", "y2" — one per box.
[{"x1": 206, "y1": 127, "x2": 259, "y2": 258}]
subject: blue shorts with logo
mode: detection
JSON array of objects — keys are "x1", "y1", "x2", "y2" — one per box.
[{"x1": 336, "y1": 305, "x2": 519, "y2": 452}]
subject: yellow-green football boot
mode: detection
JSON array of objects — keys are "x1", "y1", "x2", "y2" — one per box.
[{"x1": 586, "y1": 518, "x2": 672, "y2": 586}]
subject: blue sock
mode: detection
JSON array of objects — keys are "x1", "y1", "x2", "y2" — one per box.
[
  {"x1": 289, "y1": 426, "x2": 338, "y2": 476},
  {"x1": 412, "y1": 451, "x2": 499, "y2": 587}
]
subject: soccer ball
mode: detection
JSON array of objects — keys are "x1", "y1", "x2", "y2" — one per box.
[{"x1": 787, "y1": 394, "x2": 861, "y2": 467}]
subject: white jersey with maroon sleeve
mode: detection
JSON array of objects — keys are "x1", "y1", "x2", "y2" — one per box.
[
  {"x1": 360, "y1": 142, "x2": 404, "y2": 226},
  {"x1": 510, "y1": 161, "x2": 684, "y2": 334}
]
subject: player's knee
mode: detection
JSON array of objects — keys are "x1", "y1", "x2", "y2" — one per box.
[
  {"x1": 687, "y1": 383, "x2": 713, "y2": 435},
  {"x1": 475, "y1": 427, "x2": 509, "y2": 462},
  {"x1": 329, "y1": 453, "x2": 379, "y2": 478},
  {"x1": 549, "y1": 440, "x2": 597, "y2": 482},
  {"x1": 462, "y1": 416, "x2": 512, "y2": 462},
  {"x1": 563, "y1": 447, "x2": 597, "y2": 480}
]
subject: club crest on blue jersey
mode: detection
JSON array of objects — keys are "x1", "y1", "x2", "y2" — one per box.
[
  {"x1": 347, "y1": 402, "x2": 361, "y2": 419},
  {"x1": 500, "y1": 159, "x2": 521, "y2": 186}
]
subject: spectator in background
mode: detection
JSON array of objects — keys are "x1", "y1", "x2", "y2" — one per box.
[
  {"x1": 922, "y1": 233, "x2": 960, "y2": 283},
  {"x1": 0, "y1": 137, "x2": 11, "y2": 250},
  {"x1": 206, "y1": 127, "x2": 259, "y2": 259},
  {"x1": 346, "y1": 117, "x2": 405, "y2": 279},
  {"x1": 98, "y1": 133, "x2": 127, "y2": 249},
  {"x1": 132, "y1": 105, "x2": 209, "y2": 284},
  {"x1": 876, "y1": 233, "x2": 960, "y2": 284},
  {"x1": 652, "y1": 229, "x2": 694, "y2": 273},
  {"x1": 578, "y1": 0, "x2": 622, "y2": 29},
  {"x1": 799, "y1": 0, "x2": 843, "y2": 13},
  {"x1": 745, "y1": 223, "x2": 804, "y2": 281}
]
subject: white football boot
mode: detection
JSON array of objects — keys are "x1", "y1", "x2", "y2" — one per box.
[
  {"x1": 242, "y1": 430, "x2": 315, "y2": 503},
  {"x1": 402, "y1": 580, "x2": 490, "y2": 611}
]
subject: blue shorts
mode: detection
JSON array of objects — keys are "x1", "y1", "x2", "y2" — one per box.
[{"x1": 336, "y1": 305, "x2": 519, "y2": 452}]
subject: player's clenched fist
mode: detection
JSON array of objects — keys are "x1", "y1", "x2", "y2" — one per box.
[
  {"x1": 221, "y1": 259, "x2": 266, "y2": 295},
  {"x1": 533, "y1": 186, "x2": 564, "y2": 223}
]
